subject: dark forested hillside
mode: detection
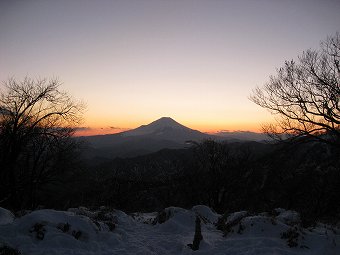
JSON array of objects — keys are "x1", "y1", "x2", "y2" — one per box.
[{"x1": 39, "y1": 138, "x2": 340, "y2": 225}]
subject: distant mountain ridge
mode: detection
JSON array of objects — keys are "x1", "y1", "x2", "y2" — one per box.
[
  {"x1": 215, "y1": 130, "x2": 268, "y2": 141},
  {"x1": 80, "y1": 117, "x2": 267, "y2": 159},
  {"x1": 120, "y1": 117, "x2": 212, "y2": 143},
  {"x1": 81, "y1": 117, "x2": 214, "y2": 159}
]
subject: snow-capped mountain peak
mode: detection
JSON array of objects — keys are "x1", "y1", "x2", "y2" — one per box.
[{"x1": 122, "y1": 117, "x2": 192, "y2": 137}]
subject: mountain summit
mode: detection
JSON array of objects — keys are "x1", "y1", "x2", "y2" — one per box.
[
  {"x1": 82, "y1": 117, "x2": 214, "y2": 158},
  {"x1": 122, "y1": 117, "x2": 190, "y2": 137},
  {"x1": 151, "y1": 117, "x2": 183, "y2": 127}
]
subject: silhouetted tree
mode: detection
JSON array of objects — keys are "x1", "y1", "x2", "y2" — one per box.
[
  {"x1": 0, "y1": 77, "x2": 85, "y2": 209},
  {"x1": 250, "y1": 33, "x2": 340, "y2": 147},
  {"x1": 190, "y1": 140, "x2": 231, "y2": 211}
]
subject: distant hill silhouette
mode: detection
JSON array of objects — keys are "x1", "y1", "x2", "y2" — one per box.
[{"x1": 215, "y1": 131, "x2": 268, "y2": 142}]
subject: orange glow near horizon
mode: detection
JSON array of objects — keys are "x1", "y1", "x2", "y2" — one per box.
[
  {"x1": 74, "y1": 127, "x2": 130, "y2": 137},
  {"x1": 74, "y1": 117, "x2": 266, "y2": 137}
]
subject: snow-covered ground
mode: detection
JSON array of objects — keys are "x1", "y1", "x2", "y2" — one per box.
[{"x1": 0, "y1": 205, "x2": 339, "y2": 255}]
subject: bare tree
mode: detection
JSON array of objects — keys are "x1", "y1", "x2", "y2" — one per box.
[
  {"x1": 0, "y1": 77, "x2": 85, "y2": 209},
  {"x1": 250, "y1": 33, "x2": 340, "y2": 146},
  {"x1": 191, "y1": 139, "x2": 231, "y2": 211}
]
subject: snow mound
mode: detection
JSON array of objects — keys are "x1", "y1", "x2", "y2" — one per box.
[
  {"x1": 14, "y1": 209, "x2": 107, "y2": 241},
  {"x1": 191, "y1": 205, "x2": 220, "y2": 224},
  {"x1": 275, "y1": 208, "x2": 301, "y2": 226},
  {"x1": 226, "y1": 211, "x2": 249, "y2": 224},
  {"x1": 0, "y1": 207, "x2": 15, "y2": 225},
  {"x1": 155, "y1": 207, "x2": 194, "y2": 234},
  {"x1": 0, "y1": 206, "x2": 339, "y2": 255}
]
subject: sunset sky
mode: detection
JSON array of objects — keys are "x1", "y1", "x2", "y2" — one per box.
[{"x1": 1, "y1": 0, "x2": 339, "y2": 135}]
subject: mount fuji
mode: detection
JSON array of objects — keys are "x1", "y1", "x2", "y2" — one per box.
[
  {"x1": 121, "y1": 117, "x2": 211, "y2": 141},
  {"x1": 81, "y1": 117, "x2": 216, "y2": 158}
]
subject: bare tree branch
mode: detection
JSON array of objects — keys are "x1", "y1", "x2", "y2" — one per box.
[
  {"x1": 250, "y1": 33, "x2": 340, "y2": 147},
  {"x1": 0, "y1": 77, "x2": 85, "y2": 209}
]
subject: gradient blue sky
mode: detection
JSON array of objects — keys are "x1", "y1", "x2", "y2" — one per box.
[{"x1": 1, "y1": 0, "x2": 339, "y2": 135}]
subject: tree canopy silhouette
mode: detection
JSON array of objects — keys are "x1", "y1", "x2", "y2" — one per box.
[
  {"x1": 0, "y1": 77, "x2": 85, "y2": 209},
  {"x1": 250, "y1": 33, "x2": 340, "y2": 146}
]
